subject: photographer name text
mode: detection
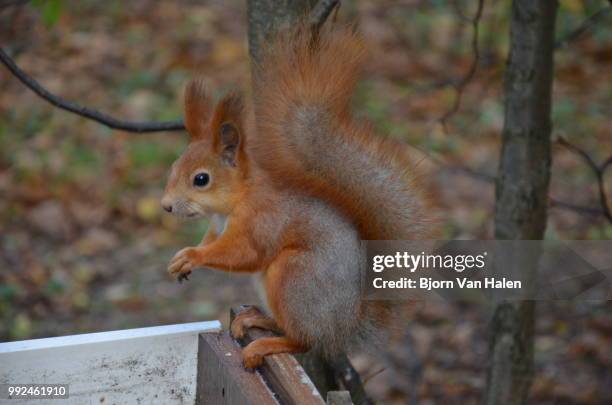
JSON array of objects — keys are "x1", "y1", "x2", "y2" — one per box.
[{"x1": 372, "y1": 277, "x2": 522, "y2": 290}]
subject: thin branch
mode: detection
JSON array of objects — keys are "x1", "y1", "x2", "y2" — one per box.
[
  {"x1": 310, "y1": 0, "x2": 340, "y2": 31},
  {"x1": 388, "y1": 2, "x2": 608, "y2": 107},
  {"x1": 555, "y1": 5, "x2": 612, "y2": 49},
  {"x1": 557, "y1": 137, "x2": 599, "y2": 172},
  {"x1": 439, "y1": 0, "x2": 485, "y2": 132},
  {"x1": 549, "y1": 198, "x2": 605, "y2": 217},
  {"x1": 0, "y1": 47, "x2": 185, "y2": 133},
  {"x1": 361, "y1": 367, "x2": 386, "y2": 386},
  {"x1": 557, "y1": 137, "x2": 612, "y2": 223},
  {"x1": 433, "y1": 156, "x2": 608, "y2": 220},
  {"x1": 446, "y1": 163, "x2": 495, "y2": 182}
]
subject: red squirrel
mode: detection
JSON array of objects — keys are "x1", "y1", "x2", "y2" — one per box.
[{"x1": 161, "y1": 24, "x2": 437, "y2": 369}]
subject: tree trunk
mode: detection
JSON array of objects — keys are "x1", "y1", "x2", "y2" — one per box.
[
  {"x1": 245, "y1": 0, "x2": 338, "y2": 398},
  {"x1": 485, "y1": 1, "x2": 558, "y2": 404},
  {"x1": 247, "y1": 0, "x2": 317, "y2": 64}
]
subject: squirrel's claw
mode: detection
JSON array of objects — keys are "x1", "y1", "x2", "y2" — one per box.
[{"x1": 177, "y1": 271, "x2": 191, "y2": 283}]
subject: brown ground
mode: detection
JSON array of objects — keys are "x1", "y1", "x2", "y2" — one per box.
[{"x1": 1, "y1": 1, "x2": 610, "y2": 403}]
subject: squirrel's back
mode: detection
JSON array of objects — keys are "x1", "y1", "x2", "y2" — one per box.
[{"x1": 250, "y1": 24, "x2": 436, "y2": 240}]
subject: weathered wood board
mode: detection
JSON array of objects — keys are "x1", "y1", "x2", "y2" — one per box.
[
  {"x1": 196, "y1": 332, "x2": 280, "y2": 404},
  {"x1": 229, "y1": 306, "x2": 326, "y2": 405},
  {"x1": 0, "y1": 321, "x2": 220, "y2": 405}
]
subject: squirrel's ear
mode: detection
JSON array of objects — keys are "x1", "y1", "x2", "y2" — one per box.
[
  {"x1": 211, "y1": 94, "x2": 243, "y2": 166},
  {"x1": 218, "y1": 122, "x2": 240, "y2": 166},
  {"x1": 184, "y1": 79, "x2": 212, "y2": 141}
]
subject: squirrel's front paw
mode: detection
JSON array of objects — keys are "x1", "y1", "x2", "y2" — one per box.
[
  {"x1": 168, "y1": 247, "x2": 198, "y2": 281},
  {"x1": 242, "y1": 344, "x2": 264, "y2": 369}
]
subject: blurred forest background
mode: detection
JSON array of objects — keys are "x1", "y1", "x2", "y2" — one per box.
[{"x1": 0, "y1": 0, "x2": 611, "y2": 403}]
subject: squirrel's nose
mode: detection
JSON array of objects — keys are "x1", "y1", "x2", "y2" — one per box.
[{"x1": 161, "y1": 197, "x2": 173, "y2": 213}]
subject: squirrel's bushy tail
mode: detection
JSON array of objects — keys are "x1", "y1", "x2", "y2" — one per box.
[{"x1": 251, "y1": 24, "x2": 435, "y2": 240}]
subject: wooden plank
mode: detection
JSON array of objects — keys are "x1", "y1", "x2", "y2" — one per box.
[
  {"x1": 230, "y1": 306, "x2": 325, "y2": 405},
  {"x1": 196, "y1": 332, "x2": 279, "y2": 405},
  {"x1": 0, "y1": 321, "x2": 221, "y2": 405}
]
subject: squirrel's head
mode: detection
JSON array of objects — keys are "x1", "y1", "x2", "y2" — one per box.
[{"x1": 161, "y1": 79, "x2": 247, "y2": 218}]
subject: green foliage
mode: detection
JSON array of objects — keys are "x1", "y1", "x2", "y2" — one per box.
[
  {"x1": 59, "y1": 138, "x2": 101, "y2": 180},
  {"x1": 128, "y1": 138, "x2": 182, "y2": 169},
  {"x1": 0, "y1": 284, "x2": 18, "y2": 301},
  {"x1": 0, "y1": 110, "x2": 49, "y2": 166},
  {"x1": 116, "y1": 71, "x2": 158, "y2": 97},
  {"x1": 44, "y1": 278, "x2": 65, "y2": 295},
  {"x1": 587, "y1": 223, "x2": 612, "y2": 240},
  {"x1": 31, "y1": 0, "x2": 63, "y2": 27}
]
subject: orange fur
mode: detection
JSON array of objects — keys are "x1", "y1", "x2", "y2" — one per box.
[
  {"x1": 162, "y1": 24, "x2": 439, "y2": 369},
  {"x1": 230, "y1": 306, "x2": 283, "y2": 339},
  {"x1": 183, "y1": 80, "x2": 211, "y2": 139},
  {"x1": 241, "y1": 337, "x2": 307, "y2": 369},
  {"x1": 251, "y1": 23, "x2": 439, "y2": 240},
  {"x1": 199, "y1": 225, "x2": 218, "y2": 246}
]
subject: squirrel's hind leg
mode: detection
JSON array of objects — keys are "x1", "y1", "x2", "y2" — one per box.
[
  {"x1": 242, "y1": 336, "x2": 308, "y2": 369},
  {"x1": 230, "y1": 306, "x2": 283, "y2": 339}
]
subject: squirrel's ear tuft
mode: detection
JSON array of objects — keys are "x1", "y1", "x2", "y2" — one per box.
[
  {"x1": 211, "y1": 93, "x2": 243, "y2": 129},
  {"x1": 184, "y1": 79, "x2": 211, "y2": 141},
  {"x1": 211, "y1": 94, "x2": 244, "y2": 166}
]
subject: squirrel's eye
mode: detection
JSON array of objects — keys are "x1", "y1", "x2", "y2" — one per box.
[{"x1": 193, "y1": 172, "x2": 210, "y2": 187}]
